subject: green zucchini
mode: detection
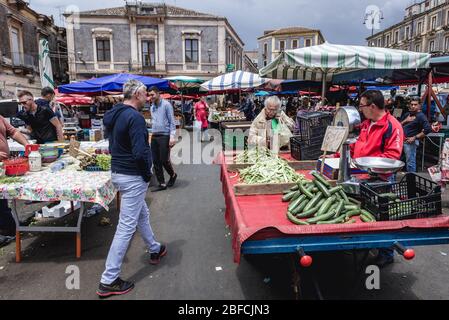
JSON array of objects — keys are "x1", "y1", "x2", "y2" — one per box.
[
  {"x1": 316, "y1": 196, "x2": 336, "y2": 216},
  {"x1": 345, "y1": 209, "x2": 361, "y2": 219},
  {"x1": 361, "y1": 210, "x2": 377, "y2": 222},
  {"x1": 290, "y1": 185, "x2": 300, "y2": 192},
  {"x1": 328, "y1": 186, "x2": 343, "y2": 195},
  {"x1": 344, "y1": 205, "x2": 359, "y2": 211},
  {"x1": 296, "y1": 206, "x2": 320, "y2": 218},
  {"x1": 292, "y1": 199, "x2": 310, "y2": 215},
  {"x1": 317, "y1": 215, "x2": 347, "y2": 225},
  {"x1": 314, "y1": 179, "x2": 331, "y2": 198},
  {"x1": 339, "y1": 190, "x2": 349, "y2": 203},
  {"x1": 299, "y1": 181, "x2": 314, "y2": 199},
  {"x1": 311, "y1": 171, "x2": 331, "y2": 187},
  {"x1": 348, "y1": 197, "x2": 361, "y2": 206},
  {"x1": 303, "y1": 192, "x2": 323, "y2": 212},
  {"x1": 307, "y1": 209, "x2": 337, "y2": 224},
  {"x1": 287, "y1": 211, "x2": 310, "y2": 225},
  {"x1": 334, "y1": 199, "x2": 345, "y2": 218},
  {"x1": 288, "y1": 194, "x2": 307, "y2": 213},
  {"x1": 282, "y1": 191, "x2": 298, "y2": 202},
  {"x1": 360, "y1": 215, "x2": 374, "y2": 223}
]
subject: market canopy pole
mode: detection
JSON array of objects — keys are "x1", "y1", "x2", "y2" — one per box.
[{"x1": 321, "y1": 72, "x2": 327, "y2": 100}]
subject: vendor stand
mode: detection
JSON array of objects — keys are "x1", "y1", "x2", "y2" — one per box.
[
  {"x1": 217, "y1": 150, "x2": 449, "y2": 298},
  {"x1": 4, "y1": 140, "x2": 117, "y2": 262},
  {"x1": 213, "y1": 46, "x2": 449, "y2": 298}
]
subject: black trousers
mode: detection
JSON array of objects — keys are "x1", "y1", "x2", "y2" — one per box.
[
  {"x1": 0, "y1": 199, "x2": 15, "y2": 231},
  {"x1": 151, "y1": 135, "x2": 175, "y2": 185}
]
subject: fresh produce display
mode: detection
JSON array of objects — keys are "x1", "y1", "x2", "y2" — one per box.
[
  {"x1": 284, "y1": 171, "x2": 377, "y2": 225},
  {"x1": 0, "y1": 176, "x2": 24, "y2": 184},
  {"x1": 96, "y1": 154, "x2": 111, "y2": 171},
  {"x1": 239, "y1": 157, "x2": 307, "y2": 185},
  {"x1": 79, "y1": 155, "x2": 97, "y2": 170},
  {"x1": 234, "y1": 147, "x2": 275, "y2": 164}
]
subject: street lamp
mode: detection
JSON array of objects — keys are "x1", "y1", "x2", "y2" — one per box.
[
  {"x1": 364, "y1": 9, "x2": 384, "y2": 38},
  {"x1": 207, "y1": 48, "x2": 212, "y2": 63}
]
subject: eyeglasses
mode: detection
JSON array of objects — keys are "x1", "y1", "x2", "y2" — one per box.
[
  {"x1": 359, "y1": 104, "x2": 371, "y2": 108},
  {"x1": 18, "y1": 99, "x2": 30, "y2": 105}
]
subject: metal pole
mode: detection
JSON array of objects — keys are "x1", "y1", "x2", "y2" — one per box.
[{"x1": 321, "y1": 72, "x2": 327, "y2": 100}]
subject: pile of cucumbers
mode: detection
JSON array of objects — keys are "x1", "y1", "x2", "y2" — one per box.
[{"x1": 283, "y1": 171, "x2": 377, "y2": 226}]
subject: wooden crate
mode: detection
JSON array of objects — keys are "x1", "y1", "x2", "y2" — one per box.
[{"x1": 230, "y1": 160, "x2": 337, "y2": 196}]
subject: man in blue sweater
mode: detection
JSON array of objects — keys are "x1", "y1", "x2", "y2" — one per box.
[
  {"x1": 400, "y1": 98, "x2": 432, "y2": 173},
  {"x1": 97, "y1": 80, "x2": 167, "y2": 298},
  {"x1": 149, "y1": 86, "x2": 177, "y2": 191}
]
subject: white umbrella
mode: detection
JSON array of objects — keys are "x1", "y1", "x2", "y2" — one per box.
[{"x1": 201, "y1": 71, "x2": 267, "y2": 91}]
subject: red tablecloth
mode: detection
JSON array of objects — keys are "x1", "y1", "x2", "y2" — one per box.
[{"x1": 216, "y1": 153, "x2": 449, "y2": 263}]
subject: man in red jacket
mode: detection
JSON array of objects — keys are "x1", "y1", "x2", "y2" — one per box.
[
  {"x1": 354, "y1": 90, "x2": 404, "y2": 267},
  {"x1": 351, "y1": 90, "x2": 404, "y2": 167},
  {"x1": 328, "y1": 90, "x2": 404, "y2": 266}
]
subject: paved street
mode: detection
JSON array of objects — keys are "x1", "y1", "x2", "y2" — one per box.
[{"x1": 0, "y1": 149, "x2": 449, "y2": 300}]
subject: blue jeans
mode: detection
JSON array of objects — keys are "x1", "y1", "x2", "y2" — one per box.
[
  {"x1": 101, "y1": 173, "x2": 161, "y2": 285},
  {"x1": 403, "y1": 140, "x2": 419, "y2": 173}
]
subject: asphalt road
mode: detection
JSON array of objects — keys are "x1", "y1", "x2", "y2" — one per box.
[{"x1": 0, "y1": 142, "x2": 449, "y2": 300}]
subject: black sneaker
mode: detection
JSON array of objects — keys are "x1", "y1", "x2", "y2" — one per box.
[
  {"x1": 149, "y1": 244, "x2": 167, "y2": 265},
  {"x1": 167, "y1": 173, "x2": 178, "y2": 188},
  {"x1": 153, "y1": 184, "x2": 167, "y2": 192},
  {"x1": 96, "y1": 277, "x2": 134, "y2": 298}
]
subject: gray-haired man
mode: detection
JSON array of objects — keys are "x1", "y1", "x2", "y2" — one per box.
[
  {"x1": 248, "y1": 96, "x2": 295, "y2": 149},
  {"x1": 98, "y1": 80, "x2": 166, "y2": 298}
]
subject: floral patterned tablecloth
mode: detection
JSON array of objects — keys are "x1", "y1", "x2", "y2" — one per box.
[{"x1": 0, "y1": 168, "x2": 116, "y2": 210}]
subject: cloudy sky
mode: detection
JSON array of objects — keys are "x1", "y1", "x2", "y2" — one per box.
[{"x1": 29, "y1": 0, "x2": 414, "y2": 49}]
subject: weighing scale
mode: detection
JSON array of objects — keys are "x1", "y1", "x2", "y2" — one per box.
[{"x1": 334, "y1": 106, "x2": 405, "y2": 195}]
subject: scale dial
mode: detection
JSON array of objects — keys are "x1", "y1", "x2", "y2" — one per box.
[{"x1": 333, "y1": 106, "x2": 361, "y2": 136}]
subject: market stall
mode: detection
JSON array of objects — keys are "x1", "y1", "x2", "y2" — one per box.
[
  {"x1": 2, "y1": 141, "x2": 116, "y2": 262},
  {"x1": 201, "y1": 71, "x2": 267, "y2": 142},
  {"x1": 217, "y1": 148, "x2": 449, "y2": 298}
]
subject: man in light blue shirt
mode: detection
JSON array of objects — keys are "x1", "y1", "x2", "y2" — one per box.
[{"x1": 149, "y1": 86, "x2": 177, "y2": 191}]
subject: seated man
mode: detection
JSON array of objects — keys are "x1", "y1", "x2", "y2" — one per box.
[{"x1": 248, "y1": 96, "x2": 295, "y2": 150}]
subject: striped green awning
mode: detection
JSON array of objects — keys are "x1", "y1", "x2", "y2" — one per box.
[{"x1": 259, "y1": 42, "x2": 431, "y2": 80}]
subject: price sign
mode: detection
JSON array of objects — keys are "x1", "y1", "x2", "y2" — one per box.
[{"x1": 321, "y1": 126, "x2": 348, "y2": 153}]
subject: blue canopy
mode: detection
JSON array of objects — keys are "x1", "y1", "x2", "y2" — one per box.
[
  {"x1": 58, "y1": 73, "x2": 172, "y2": 94},
  {"x1": 255, "y1": 91, "x2": 272, "y2": 97}
]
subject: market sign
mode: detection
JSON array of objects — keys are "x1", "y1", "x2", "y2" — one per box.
[
  {"x1": 226, "y1": 64, "x2": 235, "y2": 72},
  {"x1": 321, "y1": 126, "x2": 348, "y2": 153}
]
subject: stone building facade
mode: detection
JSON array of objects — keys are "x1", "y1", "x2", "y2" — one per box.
[
  {"x1": 0, "y1": 0, "x2": 68, "y2": 99},
  {"x1": 257, "y1": 27, "x2": 325, "y2": 68},
  {"x1": 64, "y1": 3, "x2": 245, "y2": 81},
  {"x1": 367, "y1": 0, "x2": 449, "y2": 53}
]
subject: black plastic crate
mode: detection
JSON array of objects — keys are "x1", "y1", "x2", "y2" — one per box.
[
  {"x1": 290, "y1": 136, "x2": 323, "y2": 160},
  {"x1": 360, "y1": 173, "x2": 442, "y2": 221},
  {"x1": 296, "y1": 112, "x2": 333, "y2": 141}
]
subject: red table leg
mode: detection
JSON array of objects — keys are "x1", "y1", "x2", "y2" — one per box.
[
  {"x1": 15, "y1": 230, "x2": 21, "y2": 263},
  {"x1": 76, "y1": 233, "x2": 81, "y2": 259}
]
